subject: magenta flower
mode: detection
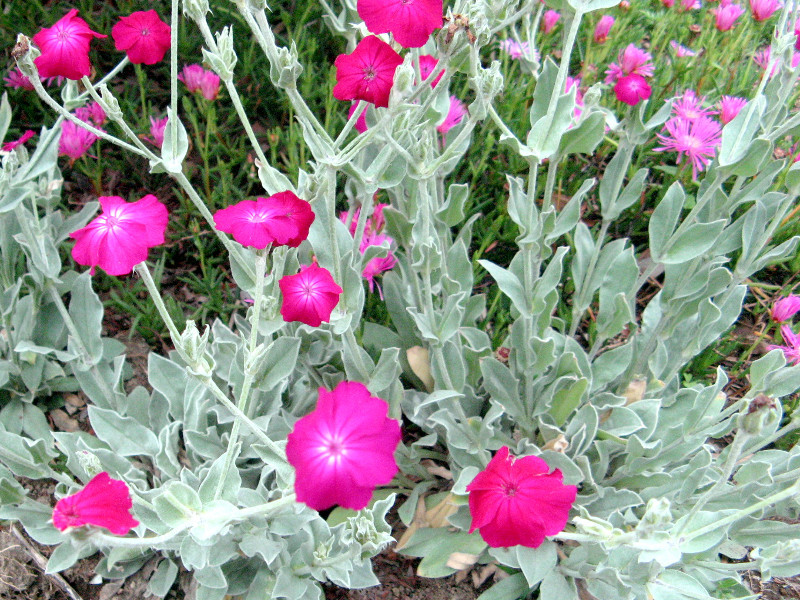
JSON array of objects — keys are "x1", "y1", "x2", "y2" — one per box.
[
  {"x1": 2, "y1": 130, "x2": 35, "y2": 152},
  {"x1": 663, "y1": 0, "x2": 676, "y2": 6},
  {"x1": 614, "y1": 74, "x2": 652, "y2": 106},
  {"x1": 286, "y1": 381, "x2": 401, "y2": 511},
  {"x1": 767, "y1": 325, "x2": 800, "y2": 365},
  {"x1": 333, "y1": 36, "x2": 403, "y2": 109},
  {"x1": 543, "y1": 10, "x2": 561, "y2": 33},
  {"x1": 566, "y1": 76, "x2": 585, "y2": 120},
  {"x1": 753, "y1": 47, "x2": 779, "y2": 76},
  {"x1": 357, "y1": 0, "x2": 442, "y2": 48},
  {"x1": 594, "y1": 16, "x2": 615, "y2": 43},
  {"x1": 655, "y1": 116, "x2": 722, "y2": 180},
  {"x1": 145, "y1": 115, "x2": 168, "y2": 147},
  {"x1": 4, "y1": 68, "x2": 35, "y2": 91},
  {"x1": 680, "y1": 0, "x2": 701, "y2": 10},
  {"x1": 670, "y1": 41, "x2": 697, "y2": 57},
  {"x1": 672, "y1": 89, "x2": 717, "y2": 121},
  {"x1": 59, "y1": 120, "x2": 100, "y2": 161},
  {"x1": 279, "y1": 263, "x2": 342, "y2": 327},
  {"x1": 112, "y1": 10, "x2": 171, "y2": 65},
  {"x1": 213, "y1": 192, "x2": 315, "y2": 249},
  {"x1": 499, "y1": 39, "x2": 536, "y2": 61},
  {"x1": 32, "y1": 9, "x2": 107, "y2": 81},
  {"x1": 52, "y1": 472, "x2": 139, "y2": 535},
  {"x1": 713, "y1": 2, "x2": 745, "y2": 30},
  {"x1": 437, "y1": 96, "x2": 467, "y2": 135},
  {"x1": 363, "y1": 253, "x2": 397, "y2": 297},
  {"x1": 771, "y1": 295, "x2": 800, "y2": 322},
  {"x1": 419, "y1": 55, "x2": 444, "y2": 87},
  {"x1": 70, "y1": 194, "x2": 168, "y2": 276},
  {"x1": 75, "y1": 101, "x2": 107, "y2": 127},
  {"x1": 467, "y1": 447, "x2": 577, "y2": 548},
  {"x1": 179, "y1": 65, "x2": 221, "y2": 100},
  {"x1": 795, "y1": 19, "x2": 800, "y2": 51},
  {"x1": 347, "y1": 103, "x2": 369, "y2": 134},
  {"x1": 718, "y1": 96, "x2": 747, "y2": 124},
  {"x1": 749, "y1": 0, "x2": 782, "y2": 20},
  {"x1": 605, "y1": 44, "x2": 654, "y2": 84}
]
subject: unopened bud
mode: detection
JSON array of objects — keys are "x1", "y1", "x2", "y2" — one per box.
[
  {"x1": 270, "y1": 43, "x2": 303, "y2": 88},
  {"x1": 76, "y1": 450, "x2": 103, "y2": 477},
  {"x1": 393, "y1": 60, "x2": 415, "y2": 97},
  {"x1": 182, "y1": 0, "x2": 210, "y2": 22},
  {"x1": 738, "y1": 394, "x2": 779, "y2": 435},
  {"x1": 203, "y1": 27, "x2": 238, "y2": 80},
  {"x1": 97, "y1": 84, "x2": 122, "y2": 121}
]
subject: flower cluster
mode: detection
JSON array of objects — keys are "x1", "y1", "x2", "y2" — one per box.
[{"x1": 605, "y1": 44, "x2": 654, "y2": 106}]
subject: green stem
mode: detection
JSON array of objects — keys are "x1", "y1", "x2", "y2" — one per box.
[{"x1": 170, "y1": 0, "x2": 179, "y2": 153}]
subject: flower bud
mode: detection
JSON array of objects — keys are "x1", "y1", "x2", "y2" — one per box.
[
  {"x1": 76, "y1": 450, "x2": 103, "y2": 478},
  {"x1": 179, "y1": 320, "x2": 215, "y2": 378},
  {"x1": 13, "y1": 34, "x2": 39, "y2": 84},
  {"x1": 393, "y1": 60, "x2": 415, "y2": 97},
  {"x1": 203, "y1": 27, "x2": 238, "y2": 81},
  {"x1": 270, "y1": 43, "x2": 303, "y2": 88},
  {"x1": 738, "y1": 394, "x2": 780, "y2": 435},
  {"x1": 182, "y1": 0, "x2": 210, "y2": 23},
  {"x1": 96, "y1": 84, "x2": 122, "y2": 122}
]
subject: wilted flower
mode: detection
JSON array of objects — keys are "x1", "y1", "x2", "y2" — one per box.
[
  {"x1": 70, "y1": 194, "x2": 168, "y2": 276},
  {"x1": 749, "y1": 0, "x2": 782, "y2": 20},
  {"x1": 767, "y1": 325, "x2": 800, "y2": 364},
  {"x1": 605, "y1": 44, "x2": 654, "y2": 84},
  {"x1": 213, "y1": 192, "x2": 315, "y2": 249},
  {"x1": 614, "y1": 74, "x2": 652, "y2": 105},
  {"x1": 771, "y1": 295, "x2": 800, "y2": 322},
  {"x1": 279, "y1": 264, "x2": 342, "y2": 326},
  {"x1": 543, "y1": 10, "x2": 561, "y2": 33},
  {"x1": 286, "y1": 381, "x2": 401, "y2": 511},
  {"x1": 32, "y1": 9, "x2": 107, "y2": 80},
  {"x1": 52, "y1": 472, "x2": 139, "y2": 535},
  {"x1": 467, "y1": 446, "x2": 577, "y2": 548},
  {"x1": 718, "y1": 96, "x2": 747, "y2": 124},
  {"x1": 655, "y1": 116, "x2": 722, "y2": 179},
  {"x1": 333, "y1": 36, "x2": 403, "y2": 108},
  {"x1": 670, "y1": 41, "x2": 697, "y2": 57},
  {"x1": 672, "y1": 89, "x2": 717, "y2": 121},
  {"x1": 713, "y1": 2, "x2": 745, "y2": 30},
  {"x1": 59, "y1": 120, "x2": 100, "y2": 160},
  {"x1": 112, "y1": 10, "x2": 171, "y2": 65},
  {"x1": 2, "y1": 130, "x2": 35, "y2": 152},
  {"x1": 179, "y1": 65, "x2": 221, "y2": 100},
  {"x1": 594, "y1": 16, "x2": 615, "y2": 43},
  {"x1": 357, "y1": 0, "x2": 442, "y2": 48}
]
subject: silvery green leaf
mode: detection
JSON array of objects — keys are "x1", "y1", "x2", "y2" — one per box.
[
  {"x1": 559, "y1": 111, "x2": 605, "y2": 156},
  {"x1": 148, "y1": 559, "x2": 178, "y2": 598},
  {"x1": 198, "y1": 453, "x2": 242, "y2": 505},
  {"x1": 155, "y1": 481, "x2": 203, "y2": 529},
  {"x1": 398, "y1": 528, "x2": 487, "y2": 577},
  {"x1": 649, "y1": 182, "x2": 685, "y2": 263},
  {"x1": 718, "y1": 96, "x2": 766, "y2": 167},
  {"x1": 480, "y1": 357, "x2": 525, "y2": 420},
  {"x1": 0, "y1": 430, "x2": 55, "y2": 478},
  {"x1": 87, "y1": 405, "x2": 159, "y2": 457},
  {"x1": 478, "y1": 260, "x2": 529, "y2": 315},
  {"x1": 661, "y1": 220, "x2": 726, "y2": 264},
  {"x1": 546, "y1": 178, "x2": 594, "y2": 243},
  {"x1": 437, "y1": 183, "x2": 468, "y2": 227},
  {"x1": 252, "y1": 336, "x2": 301, "y2": 391},
  {"x1": 0, "y1": 92, "x2": 10, "y2": 143},
  {"x1": 516, "y1": 540, "x2": 556, "y2": 587},
  {"x1": 0, "y1": 186, "x2": 29, "y2": 213},
  {"x1": 548, "y1": 377, "x2": 589, "y2": 426},
  {"x1": 476, "y1": 573, "x2": 529, "y2": 600},
  {"x1": 540, "y1": 571, "x2": 579, "y2": 599},
  {"x1": 674, "y1": 510, "x2": 737, "y2": 554},
  {"x1": 569, "y1": 0, "x2": 620, "y2": 11},
  {"x1": 45, "y1": 541, "x2": 81, "y2": 574},
  {"x1": 728, "y1": 137, "x2": 772, "y2": 177},
  {"x1": 67, "y1": 272, "x2": 103, "y2": 367},
  {"x1": 17, "y1": 125, "x2": 60, "y2": 183},
  {"x1": 648, "y1": 569, "x2": 714, "y2": 600},
  {"x1": 605, "y1": 167, "x2": 648, "y2": 222},
  {"x1": 527, "y1": 88, "x2": 576, "y2": 160},
  {"x1": 368, "y1": 347, "x2": 401, "y2": 394},
  {"x1": 160, "y1": 108, "x2": 189, "y2": 173}
]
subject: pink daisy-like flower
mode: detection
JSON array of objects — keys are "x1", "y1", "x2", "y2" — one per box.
[
  {"x1": 419, "y1": 55, "x2": 444, "y2": 87},
  {"x1": 59, "y1": 120, "x2": 100, "y2": 161},
  {"x1": 286, "y1": 381, "x2": 401, "y2": 511},
  {"x1": 499, "y1": 39, "x2": 535, "y2": 60},
  {"x1": 213, "y1": 192, "x2": 315, "y2": 249},
  {"x1": 333, "y1": 36, "x2": 403, "y2": 109},
  {"x1": 749, "y1": 0, "x2": 782, "y2": 20},
  {"x1": 605, "y1": 44, "x2": 654, "y2": 84},
  {"x1": 75, "y1": 101, "x2": 107, "y2": 128},
  {"x1": 771, "y1": 295, "x2": 800, "y2": 322},
  {"x1": 2, "y1": 130, "x2": 36, "y2": 152},
  {"x1": 467, "y1": 446, "x2": 577, "y2": 548},
  {"x1": 680, "y1": 0, "x2": 701, "y2": 10},
  {"x1": 279, "y1": 263, "x2": 343, "y2": 327},
  {"x1": 713, "y1": 2, "x2": 745, "y2": 30},
  {"x1": 718, "y1": 96, "x2": 747, "y2": 124},
  {"x1": 672, "y1": 89, "x2": 717, "y2": 121},
  {"x1": 437, "y1": 95, "x2": 467, "y2": 135},
  {"x1": 614, "y1": 74, "x2": 652, "y2": 106},
  {"x1": 112, "y1": 10, "x2": 171, "y2": 65},
  {"x1": 670, "y1": 41, "x2": 697, "y2": 57},
  {"x1": 655, "y1": 116, "x2": 722, "y2": 180},
  {"x1": 4, "y1": 68, "x2": 35, "y2": 91},
  {"x1": 543, "y1": 10, "x2": 561, "y2": 33},
  {"x1": 767, "y1": 325, "x2": 800, "y2": 364},
  {"x1": 594, "y1": 16, "x2": 615, "y2": 43},
  {"x1": 32, "y1": 9, "x2": 107, "y2": 81},
  {"x1": 357, "y1": 0, "x2": 442, "y2": 48},
  {"x1": 145, "y1": 115, "x2": 168, "y2": 147},
  {"x1": 753, "y1": 47, "x2": 779, "y2": 76},
  {"x1": 179, "y1": 65, "x2": 221, "y2": 101},
  {"x1": 52, "y1": 472, "x2": 139, "y2": 535},
  {"x1": 70, "y1": 194, "x2": 168, "y2": 276}
]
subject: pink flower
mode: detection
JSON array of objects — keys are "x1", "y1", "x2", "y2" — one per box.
[
  {"x1": 59, "y1": 120, "x2": 99, "y2": 160},
  {"x1": 713, "y1": 2, "x2": 745, "y2": 29},
  {"x1": 754, "y1": 47, "x2": 779, "y2": 76},
  {"x1": 749, "y1": 0, "x2": 782, "y2": 20},
  {"x1": 279, "y1": 263, "x2": 343, "y2": 327},
  {"x1": 112, "y1": 10, "x2": 171, "y2": 65},
  {"x1": 75, "y1": 101, "x2": 107, "y2": 127},
  {"x1": 614, "y1": 74, "x2": 652, "y2": 106},
  {"x1": 767, "y1": 325, "x2": 800, "y2": 364},
  {"x1": 286, "y1": 381, "x2": 401, "y2": 511},
  {"x1": 363, "y1": 253, "x2": 397, "y2": 296},
  {"x1": 2, "y1": 130, "x2": 36, "y2": 151},
  {"x1": 467, "y1": 446, "x2": 577, "y2": 548},
  {"x1": 357, "y1": 0, "x2": 442, "y2": 48},
  {"x1": 655, "y1": 116, "x2": 722, "y2": 180},
  {"x1": 179, "y1": 65, "x2": 221, "y2": 101},
  {"x1": 333, "y1": 36, "x2": 403, "y2": 108},
  {"x1": 663, "y1": 0, "x2": 676, "y2": 6},
  {"x1": 146, "y1": 115, "x2": 168, "y2": 147},
  {"x1": 419, "y1": 55, "x2": 444, "y2": 87},
  {"x1": 32, "y1": 9, "x2": 107, "y2": 81},
  {"x1": 543, "y1": 10, "x2": 561, "y2": 33},
  {"x1": 499, "y1": 39, "x2": 535, "y2": 61},
  {"x1": 437, "y1": 95, "x2": 467, "y2": 135},
  {"x1": 680, "y1": 0, "x2": 701, "y2": 10},
  {"x1": 594, "y1": 16, "x2": 615, "y2": 43},
  {"x1": 213, "y1": 192, "x2": 315, "y2": 249},
  {"x1": 795, "y1": 19, "x2": 800, "y2": 51},
  {"x1": 566, "y1": 76, "x2": 585, "y2": 120},
  {"x1": 771, "y1": 295, "x2": 800, "y2": 322},
  {"x1": 70, "y1": 194, "x2": 168, "y2": 276},
  {"x1": 52, "y1": 472, "x2": 139, "y2": 535},
  {"x1": 670, "y1": 41, "x2": 697, "y2": 57},
  {"x1": 672, "y1": 89, "x2": 716, "y2": 121},
  {"x1": 4, "y1": 68, "x2": 35, "y2": 91},
  {"x1": 604, "y1": 44, "x2": 654, "y2": 84},
  {"x1": 718, "y1": 96, "x2": 747, "y2": 124}
]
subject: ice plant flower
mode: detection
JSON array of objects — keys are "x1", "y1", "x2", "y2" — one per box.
[
  {"x1": 70, "y1": 194, "x2": 168, "y2": 276},
  {"x1": 4, "y1": 68, "x2": 35, "y2": 91},
  {"x1": 543, "y1": 10, "x2": 561, "y2": 33},
  {"x1": 713, "y1": 2, "x2": 745, "y2": 30},
  {"x1": 655, "y1": 116, "x2": 722, "y2": 179},
  {"x1": 605, "y1": 44, "x2": 654, "y2": 84},
  {"x1": 753, "y1": 47, "x2": 779, "y2": 76},
  {"x1": 663, "y1": 0, "x2": 676, "y2": 6},
  {"x1": 279, "y1": 263, "x2": 343, "y2": 327},
  {"x1": 670, "y1": 41, "x2": 697, "y2": 57},
  {"x1": 286, "y1": 381, "x2": 401, "y2": 511},
  {"x1": 767, "y1": 325, "x2": 800, "y2": 365},
  {"x1": 771, "y1": 295, "x2": 800, "y2": 322},
  {"x1": 59, "y1": 120, "x2": 100, "y2": 161},
  {"x1": 333, "y1": 36, "x2": 403, "y2": 108},
  {"x1": 75, "y1": 101, "x2": 107, "y2": 127},
  {"x1": 357, "y1": 0, "x2": 442, "y2": 48},
  {"x1": 467, "y1": 447, "x2": 577, "y2": 548},
  {"x1": 213, "y1": 192, "x2": 315, "y2": 249},
  {"x1": 419, "y1": 55, "x2": 444, "y2": 87},
  {"x1": 2, "y1": 130, "x2": 35, "y2": 152},
  {"x1": 145, "y1": 115, "x2": 168, "y2": 147},
  {"x1": 614, "y1": 74, "x2": 652, "y2": 106},
  {"x1": 32, "y1": 9, "x2": 107, "y2": 80},
  {"x1": 718, "y1": 96, "x2": 747, "y2": 124},
  {"x1": 179, "y1": 65, "x2": 221, "y2": 100},
  {"x1": 594, "y1": 16, "x2": 615, "y2": 43},
  {"x1": 437, "y1": 96, "x2": 467, "y2": 135},
  {"x1": 749, "y1": 0, "x2": 781, "y2": 20},
  {"x1": 499, "y1": 39, "x2": 534, "y2": 60},
  {"x1": 680, "y1": 0, "x2": 701, "y2": 10},
  {"x1": 672, "y1": 89, "x2": 716, "y2": 121},
  {"x1": 112, "y1": 10, "x2": 171, "y2": 65},
  {"x1": 52, "y1": 472, "x2": 139, "y2": 535}
]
